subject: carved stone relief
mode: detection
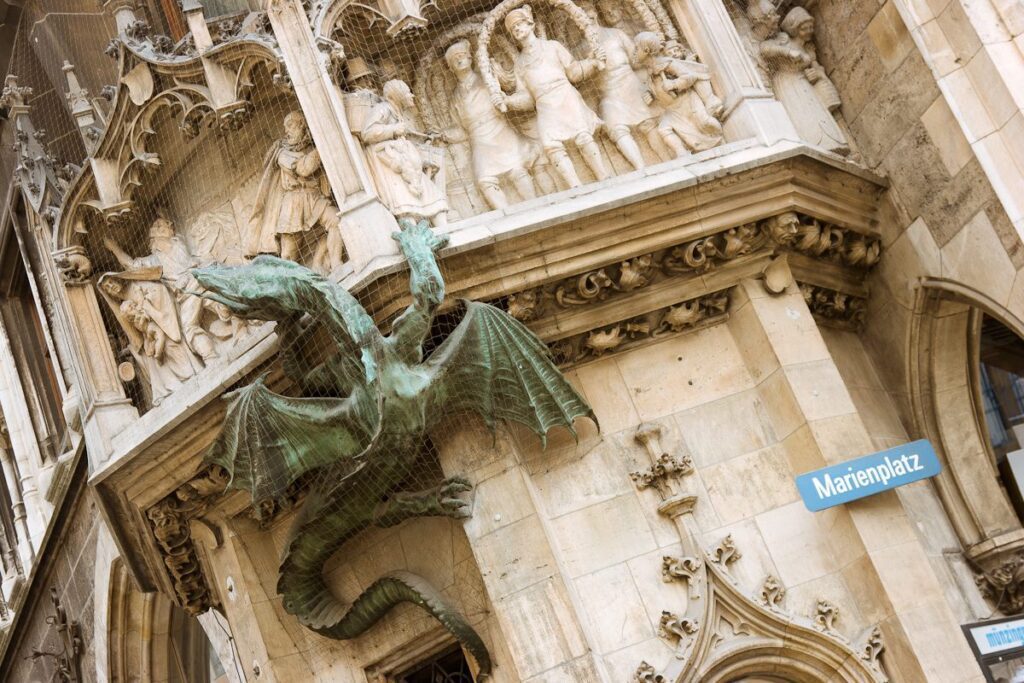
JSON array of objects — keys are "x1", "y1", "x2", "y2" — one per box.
[
  {"x1": 95, "y1": 216, "x2": 257, "y2": 407},
  {"x1": 749, "y1": 3, "x2": 850, "y2": 154},
  {"x1": 146, "y1": 465, "x2": 229, "y2": 615},
  {"x1": 327, "y1": 0, "x2": 724, "y2": 221},
  {"x1": 248, "y1": 111, "x2": 344, "y2": 270}
]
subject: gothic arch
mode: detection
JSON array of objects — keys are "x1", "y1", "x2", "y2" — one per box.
[
  {"x1": 106, "y1": 556, "x2": 242, "y2": 683},
  {"x1": 908, "y1": 278, "x2": 1024, "y2": 595}
]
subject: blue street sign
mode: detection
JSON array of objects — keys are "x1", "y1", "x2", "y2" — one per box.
[{"x1": 795, "y1": 439, "x2": 941, "y2": 511}]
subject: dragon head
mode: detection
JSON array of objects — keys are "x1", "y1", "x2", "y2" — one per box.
[{"x1": 191, "y1": 255, "x2": 319, "y2": 320}]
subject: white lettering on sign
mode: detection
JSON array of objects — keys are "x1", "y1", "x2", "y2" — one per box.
[{"x1": 810, "y1": 455, "x2": 924, "y2": 500}]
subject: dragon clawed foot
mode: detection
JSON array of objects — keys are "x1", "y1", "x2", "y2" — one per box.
[
  {"x1": 438, "y1": 476, "x2": 472, "y2": 518},
  {"x1": 374, "y1": 476, "x2": 474, "y2": 528},
  {"x1": 392, "y1": 218, "x2": 450, "y2": 256}
]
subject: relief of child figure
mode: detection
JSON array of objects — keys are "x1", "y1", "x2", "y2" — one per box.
[{"x1": 633, "y1": 31, "x2": 724, "y2": 158}]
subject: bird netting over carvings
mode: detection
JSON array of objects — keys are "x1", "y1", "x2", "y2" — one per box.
[{"x1": 1, "y1": 0, "x2": 742, "y2": 675}]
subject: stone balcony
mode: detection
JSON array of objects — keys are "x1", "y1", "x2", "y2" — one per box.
[{"x1": 88, "y1": 138, "x2": 885, "y2": 597}]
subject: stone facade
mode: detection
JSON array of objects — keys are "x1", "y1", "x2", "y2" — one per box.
[{"x1": 0, "y1": 0, "x2": 1022, "y2": 680}]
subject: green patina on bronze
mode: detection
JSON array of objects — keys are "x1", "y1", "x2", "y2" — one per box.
[{"x1": 193, "y1": 220, "x2": 596, "y2": 678}]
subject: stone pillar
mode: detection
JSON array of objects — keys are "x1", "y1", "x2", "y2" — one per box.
[
  {"x1": 666, "y1": 0, "x2": 797, "y2": 144},
  {"x1": 263, "y1": 0, "x2": 400, "y2": 272},
  {"x1": 0, "y1": 318, "x2": 48, "y2": 553},
  {"x1": 103, "y1": 0, "x2": 140, "y2": 32},
  {"x1": 726, "y1": 274, "x2": 981, "y2": 681},
  {"x1": 432, "y1": 422, "x2": 611, "y2": 682},
  {"x1": 60, "y1": 278, "x2": 138, "y2": 470}
]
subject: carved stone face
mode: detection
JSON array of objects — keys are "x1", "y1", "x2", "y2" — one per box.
[
  {"x1": 445, "y1": 43, "x2": 473, "y2": 75},
  {"x1": 796, "y1": 18, "x2": 814, "y2": 42},
  {"x1": 597, "y1": 0, "x2": 622, "y2": 27},
  {"x1": 508, "y1": 16, "x2": 535, "y2": 44},
  {"x1": 283, "y1": 113, "x2": 308, "y2": 145}
]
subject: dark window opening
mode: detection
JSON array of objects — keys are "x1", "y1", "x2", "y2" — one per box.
[
  {"x1": 0, "y1": 216, "x2": 65, "y2": 463},
  {"x1": 979, "y1": 315, "x2": 1024, "y2": 524},
  {"x1": 396, "y1": 645, "x2": 475, "y2": 683}
]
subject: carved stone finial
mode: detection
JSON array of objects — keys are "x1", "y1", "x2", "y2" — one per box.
[
  {"x1": 0, "y1": 75, "x2": 32, "y2": 112},
  {"x1": 858, "y1": 626, "x2": 887, "y2": 681},
  {"x1": 710, "y1": 534, "x2": 741, "y2": 571},
  {"x1": 758, "y1": 574, "x2": 785, "y2": 609},
  {"x1": 658, "y1": 610, "x2": 698, "y2": 658},
  {"x1": 813, "y1": 599, "x2": 840, "y2": 635},
  {"x1": 631, "y1": 423, "x2": 694, "y2": 494},
  {"x1": 662, "y1": 555, "x2": 703, "y2": 599},
  {"x1": 632, "y1": 661, "x2": 667, "y2": 683}
]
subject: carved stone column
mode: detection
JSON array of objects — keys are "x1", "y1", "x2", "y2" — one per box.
[
  {"x1": 0, "y1": 321, "x2": 47, "y2": 555},
  {"x1": 664, "y1": 0, "x2": 797, "y2": 144},
  {"x1": 58, "y1": 267, "x2": 138, "y2": 470},
  {"x1": 432, "y1": 422, "x2": 611, "y2": 682},
  {"x1": 263, "y1": 0, "x2": 400, "y2": 272},
  {"x1": 726, "y1": 272, "x2": 979, "y2": 680}
]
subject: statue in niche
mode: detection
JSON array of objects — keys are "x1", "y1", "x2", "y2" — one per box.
[
  {"x1": 759, "y1": 6, "x2": 849, "y2": 155},
  {"x1": 443, "y1": 39, "x2": 540, "y2": 210},
  {"x1": 495, "y1": 5, "x2": 609, "y2": 188},
  {"x1": 249, "y1": 111, "x2": 345, "y2": 271},
  {"x1": 633, "y1": 32, "x2": 724, "y2": 156},
  {"x1": 361, "y1": 79, "x2": 449, "y2": 226},
  {"x1": 102, "y1": 217, "x2": 226, "y2": 362},
  {"x1": 578, "y1": 0, "x2": 662, "y2": 168},
  {"x1": 97, "y1": 273, "x2": 202, "y2": 406}
]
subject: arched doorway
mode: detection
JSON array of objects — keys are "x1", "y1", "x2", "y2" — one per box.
[{"x1": 107, "y1": 558, "x2": 237, "y2": 682}]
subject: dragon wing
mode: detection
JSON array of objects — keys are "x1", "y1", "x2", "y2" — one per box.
[
  {"x1": 423, "y1": 301, "x2": 596, "y2": 444},
  {"x1": 206, "y1": 374, "x2": 378, "y2": 506}
]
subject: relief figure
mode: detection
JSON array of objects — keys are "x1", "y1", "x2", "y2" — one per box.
[
  {"x1": 634, "y1": 32, "x2": 724, "y2": 157},
  {"x1": 249, "y1": 111, "x2": 345, "y2": 270},
  {"x1": 495, "y1": 5, "x2": 609, "y2": 188},
  {"x1": 444, "y1": 39, "x2": 540, "y2": 210},
  {"x1": 98, "y1": 273, "x2": 201, "y2": 406},
  {"x1": 103, "y1": 217, "x2": 221, "y2": 361},
  {"x1": 362, "y1": 80, "x2": 449, "y2": 226},
  {"x1": 580, "y1": 0, "x2": 662, "y2": 168},
  {"x1": 759, "y1": 7, "x2": 848, "y2": 154}
]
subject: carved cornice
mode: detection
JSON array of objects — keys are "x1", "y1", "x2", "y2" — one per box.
[
  {"x1": 799, "y1": 283, "x2": 867, "y2": 330},
  {"x1": 548, "y1": 289, "x2": 731, "y2": 366},
  {"x1": 145, "y1": 465, "x2": 228, "y2": 615},
  {"x1": 490, "y1": 211, "x2": 881, "y2": 366}
]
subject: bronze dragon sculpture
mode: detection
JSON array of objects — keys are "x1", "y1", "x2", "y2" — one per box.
[{"x1": 192, "y1": 220, "x2": 596, "y2": 678}]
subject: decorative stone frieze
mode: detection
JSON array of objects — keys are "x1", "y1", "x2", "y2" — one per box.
[
  {"x1": 662, "y1": 555, "x2": 703, "y2": 599},
  {"x1": 548, "y1": 289, "x2": 731, "y2": 366},
  {"x1": 799, "y1": 283, "x2": 867, "y2": 330},
  {"x1": 493, "y1": 211, "x2": 880, "y2": 364},
  {"x1": 146, "y1": 466, "x2": 229, "y2": 615}
]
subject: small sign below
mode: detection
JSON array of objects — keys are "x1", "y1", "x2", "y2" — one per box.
[
  {"x1": 796, "y1": 439, "x2": 940, "y2": 512},
  {"x1": 966, "y1": 617, "x2": 1024, "y2": 656}
]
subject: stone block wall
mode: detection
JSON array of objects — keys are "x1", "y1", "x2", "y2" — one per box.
[{"x1": 0, "y1": 480, "x2": 100, "y2": 682}]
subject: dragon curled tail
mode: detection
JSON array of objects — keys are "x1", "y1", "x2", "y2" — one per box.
[{"x1": 281, "y1": 566, "x2": 492, "y2": 678}]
